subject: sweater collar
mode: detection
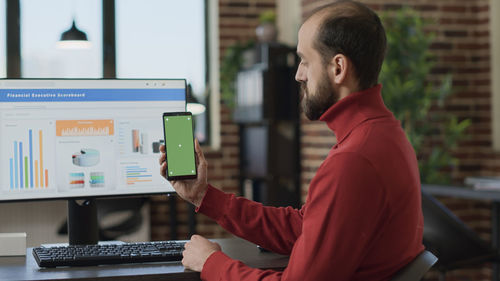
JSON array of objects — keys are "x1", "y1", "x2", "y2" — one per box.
[{"x1": 319, "y1": 84, "x2": 393, "y2": 144}]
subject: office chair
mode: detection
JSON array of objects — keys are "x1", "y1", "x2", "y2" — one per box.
[
  {"x1": 422, "y1": 191, "x2": 498, "y2": 280},
  {"x1": 390, "y1": 250, "x2": 438, "y2": 281}
]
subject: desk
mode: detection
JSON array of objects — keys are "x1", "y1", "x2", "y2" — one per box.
[
  {"x1": 0, "y1": 237, "x2": 289, "y2": 281},
  {"x1": 422, "y1": 184, "x2": 500, "y2": 281}
]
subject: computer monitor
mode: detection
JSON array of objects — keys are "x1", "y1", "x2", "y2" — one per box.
[{"x1": 0, "y1": 79, "x2": 185, "y2": 244}]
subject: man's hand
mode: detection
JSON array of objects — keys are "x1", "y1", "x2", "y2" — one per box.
[
  {"x1": 159, "y1": 139, "x2": 208, "y2": 207},
  {"x1": 182, "y1": 235, "x2": 221, "y2": 272}
]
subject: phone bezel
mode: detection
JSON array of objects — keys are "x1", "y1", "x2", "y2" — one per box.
[{"x1": 162, "y1": 111, "x2": 197, "y2": 181}]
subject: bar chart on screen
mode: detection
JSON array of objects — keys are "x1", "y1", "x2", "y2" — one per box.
[
  {"x1": 56, "y1": 120, "x2": 114, "y2": 137},
  {"x1": 2, "y1": 120, "x2": 55, "y2": 192},
  {"x1": 117, "y1": 160, "x2": 160, "y2": 188},
  {"x1": 125, "y1": 165, "x2": 154, "y2": 185}
]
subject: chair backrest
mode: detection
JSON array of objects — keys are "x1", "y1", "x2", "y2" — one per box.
[
  {"x1": 390, "y1": 250, "x2": 438, "y2": 281},
  {"x1": 421, "y1": 191, "x2": 497, "y2": 271}
]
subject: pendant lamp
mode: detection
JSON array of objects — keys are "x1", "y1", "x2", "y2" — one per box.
[
  {"x1": 57, "y1": 20, "x2": 91, "y2": 49},
  {"x1": 186, "y1": 84, "x2": 206, "y2": 115}
]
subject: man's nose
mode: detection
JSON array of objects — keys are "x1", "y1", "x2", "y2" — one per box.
[{"x1": 295, "y1": 65, "x2": 306, "y2": 82}]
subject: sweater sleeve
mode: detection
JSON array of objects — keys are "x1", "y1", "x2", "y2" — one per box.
[
  {"x1": 197, "y1": 185, "x2": 303, "y2": 255},
  {"x1": 200, "y1": 152, "x2": 390, "y2": 281}
]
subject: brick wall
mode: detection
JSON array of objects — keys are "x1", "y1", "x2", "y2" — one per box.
[
  {"x1": 301, "y1": 1, "x2": 493, "y2": 280},
  {"x1": 150, "y1": 0, "x2": 277, "y2": 240}
]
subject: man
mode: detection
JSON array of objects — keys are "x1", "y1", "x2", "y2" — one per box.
[{"x1": 159, "y1": 1, "x2": 424, "y2": 280}]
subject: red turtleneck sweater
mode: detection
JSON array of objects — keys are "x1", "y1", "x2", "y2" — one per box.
[{"x1": 197, "y1": 85, "x2": 424, "y2": 281}]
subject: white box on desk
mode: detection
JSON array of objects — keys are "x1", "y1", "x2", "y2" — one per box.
[{"x1": 0, "y1": 233, "x2": 26, "y2": 256}]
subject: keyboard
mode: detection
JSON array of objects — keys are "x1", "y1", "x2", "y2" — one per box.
[{"x1": 32, "y1": 241, "x2": 185, "y2": 268}]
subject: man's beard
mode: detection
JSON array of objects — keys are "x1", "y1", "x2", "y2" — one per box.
[{"x1": 300, "y1": 71, "x2": 338, "y2": 121}]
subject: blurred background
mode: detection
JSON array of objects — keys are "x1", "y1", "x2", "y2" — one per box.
[{"x1": 1, "y1": 0, "x2": 499, "y2": 280}]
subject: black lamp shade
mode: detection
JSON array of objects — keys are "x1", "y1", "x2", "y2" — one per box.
[
  {"x1": 60, "y1": 20, "x2": 88, "y2": 41},
  {"x1": 186, "y1": 84, "x2": 206, "y2": 115}
]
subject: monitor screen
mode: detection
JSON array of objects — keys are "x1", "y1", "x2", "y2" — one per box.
[{"x1": 0, "y1": 79, "x2": 182, "y2": 202}]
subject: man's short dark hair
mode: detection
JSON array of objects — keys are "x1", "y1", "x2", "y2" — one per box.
[{"x1": 312, "y1": 1, "x2": 387, "y2": 90}]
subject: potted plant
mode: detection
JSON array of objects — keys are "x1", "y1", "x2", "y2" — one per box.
[
  {"x1": 255, "y1": 10, "x2": 277, "y2": 43},
  {"x1": 379, "y1": 7, "x2": 471, "y2": 184},
  {"x1": 220, "y1": 10, "x2": 277, "y2": 110},
  {"x1": 220, "y1": 40, "x2": 254, "y2": 109}
]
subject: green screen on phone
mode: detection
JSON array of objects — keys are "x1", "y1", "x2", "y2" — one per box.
[{"x1": 163, "y1": 114, "x2": 196, "y2": 179}]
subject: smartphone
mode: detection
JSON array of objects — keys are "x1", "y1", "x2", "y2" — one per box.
[{"x1": 162, "y1": 112, "x2": 197, "y2": 180}]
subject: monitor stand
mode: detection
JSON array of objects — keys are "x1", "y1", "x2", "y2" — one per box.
[{"x1": 67, "y1": 199, "x2": 99, "y2": 245}]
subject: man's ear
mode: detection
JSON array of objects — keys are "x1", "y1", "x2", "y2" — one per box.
[{"x1": 329, "y1": 54, "x2": 348, "y2": 85}]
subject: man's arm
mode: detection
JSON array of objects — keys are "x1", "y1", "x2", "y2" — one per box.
[
  {"x1": 159, "y1": 141, "x2": 303, "y2": 254},
  {"x1": 161, "y1": 143, "x2": 394, "y2": 280},
  {"x1": 198, "y1": 184, "x2": 303, "y2": 255},
  {"x1": 195, "y1": 153, "x2": 392, "y2": 281}
]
